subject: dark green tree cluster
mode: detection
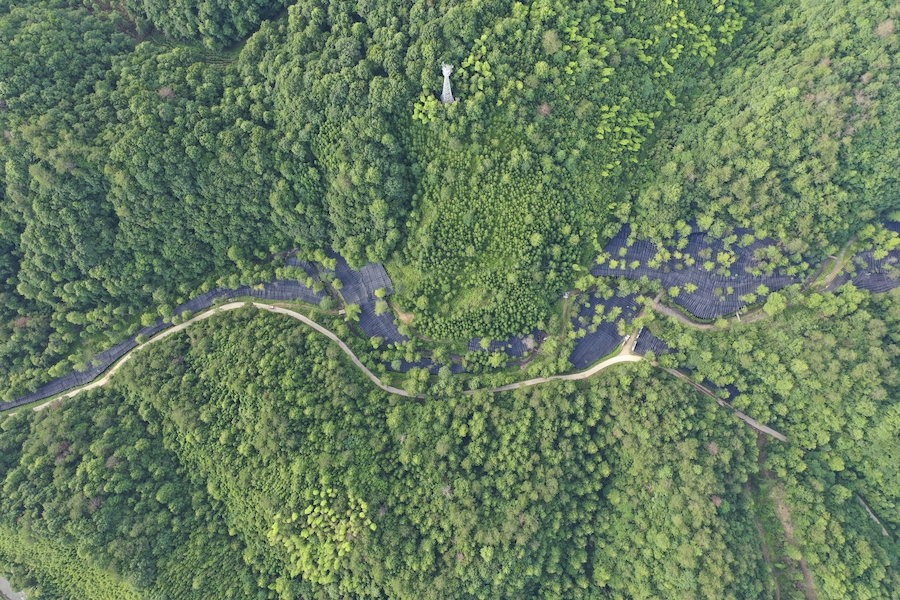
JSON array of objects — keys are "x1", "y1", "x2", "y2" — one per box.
[
  {"x1": 5, "y1": 0, "x2": 900, "y2": 402},
  {"x1": 394, "y1": 0, "x2": 749, "y2": 340},
  {"x1": 760, "y1": 448, "x2": 900, "y2": 599},
  {"x1": 0, "y1": 1, "x2": 312, "y2": 399},
  {"x1": 116, "y1": 0, "x2": 289, "y2": 48},
  {"x1": 0, "y1": 0, "x2": 137, "y2": 399},
  {"x1": 647, "y1": 285, "x2": 900, "y2": 597},
  {"x1": 259, "y1": 0, "x2": 421, "y2": 267},
  {"x1": 631, "y1": 0, "x2": 900, "y2": 253},
  {"x1": 0, "y1": 388, "x2": 262, "y2": 598},
  {"x1": 0, "y1": 306, "x2": 834, "y2": 599}
]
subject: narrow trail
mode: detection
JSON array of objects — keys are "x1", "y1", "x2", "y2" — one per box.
[
  {"x1": 663, "y1": 368, "x2": 788, "y2": 442},
  {"x1": 754, "y1": 436, "x2": 819, "y2": 600},
  {"x1": 0, "y1": 576, "x2": 24, "y2": 600},
  {"x1": 33, "y1": 303, "x2": 414, "y2": 410},
  {"x1": 750, "y1": 440, "x2": 783, "y2": 600},
  {"x1": 652, "y1": 293, "x2": 715, "y2": 330},
  {"x1": 771, "y1": 484, "x2": 818, "y2": 600},
  {"x1": 815, "y1": 237, "x2": 858, "y2": 290},
  {"x1": 857, "y1": 495, "x2": 890, "y2": 537},
  {"x1": 469, "y1": 344, "x2": 642, "y2": 394},
  {"x1": 650, "y1": 235, "x2": 861, "y2": 332},
  {"x1": 755, "y1": 518, "x2": 781, "y2": 600},
  {"x1": 652, "y1": 292, "x2": 768, "y2": 331}
]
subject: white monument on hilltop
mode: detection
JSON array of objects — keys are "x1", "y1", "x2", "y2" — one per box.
[{"x1": 441, "y1": 63, "x2": 454, "y2": 104}]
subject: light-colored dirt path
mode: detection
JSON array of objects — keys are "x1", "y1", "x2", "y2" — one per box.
[
  {"x1": 652, "y1": 237, "x2": 860, "y2": 331},
  {"x1": 33, "y1": 302, "x2": 413, "y2": 410},
  {"x1": 652, "y1": 292, "x2": 716, "y2": 331},
  {"x1": 663, "y1": 368, "x2": 787, "y2": 442},
  {"x1": 772, "y1": 485, "x2": 818, "y2": 600},
  {"x1": 23, "y1": 303, "x2": 790, "y2": 449},
  {"x1": 857, "y1": 495, "x2": 890, "y2": 537},
  {"x1": 471, "y1": 343, "x2": 642, "y2": 395},
  {"x1": 31, "y1": 303, "x2": 643, "y2": 411},
  {"x1": 652, "y1": 292, "x2": 770, "y2": 331},
  {"x1": 0, "y1": 576, "x2": 24, "y2": 600}
]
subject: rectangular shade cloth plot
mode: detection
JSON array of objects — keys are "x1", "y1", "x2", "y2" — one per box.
[
  {"x1": 632, "y1": 328, "x2": 671, "y2": 357},
  {"x1": 568, "y1": 293, "x2": 640, "y2": 370},
  {"x1": 591, "y1": 225, "x2": 805, "y2": 320},
  {"x1": 358, "y1": 300, "x2": 409, "y2": 345},
  {"x1": 322, "y1": 251, "x2": 394, "y2": 305}
]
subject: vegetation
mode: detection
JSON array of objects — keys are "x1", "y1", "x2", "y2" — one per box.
[
  {"x1": 3, "y1": 305, "x2": 898, "y2": 598},
  {"x1": 0, "y1": 0, "x2": 754, "y2": 401},
  {"x1": 631, "y1": 0, "x2": 900, "y2": 252},
  {"x1": 647, "y1": 285, "x2": 900, "y2": 597},
  {"x1": 4, "y1": 0, "x2": 900, "y2": 396},
  {"x1": 394, "y1": 0, "x2": 747, "y2": 340},
  {"x1": 3, "y1": 0, "x2": 900, "y2": 596},
  {"x1": 122, "y1": 0, "x2": 288, "y2": 48}
]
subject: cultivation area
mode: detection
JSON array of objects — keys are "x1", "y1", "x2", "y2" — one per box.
[
  {"x1": 6, "y1": 222, "x2": 900, "y2": 411},
  {"x1": 828, "y1": 222, "x2": 900, "y2": 293},
  {"x1": 321, "y1": 253, "x2": 410, "y2": 346},
  {"x1": 632, "y1": 328, "x2": 671, "y2": 358},
  {"x1": 592, "y1": 225, "x2": 804, "y2": 319},
  {"x1": 568, "y1": 292, "x2": 641, "y2": 370}
]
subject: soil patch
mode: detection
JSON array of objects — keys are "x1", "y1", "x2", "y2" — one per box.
[
  {"x1": 392, "y1": 303, "x2": 414, "y2": 326},
  {"x1": 771, "y1": 485, "x2": 818, "y2": 600}
]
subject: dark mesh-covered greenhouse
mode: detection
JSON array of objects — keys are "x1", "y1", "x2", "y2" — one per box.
[{"x1": 592, "y1": 225, "x2": 804, "y2": 320}]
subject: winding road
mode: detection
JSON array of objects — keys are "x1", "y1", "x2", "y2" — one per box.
[
  {"x1": 22, "y1": 301, "x2": 787, "y2": 443},
  {"x1": 33, "y1": 302, "x2": 414, "y2": 410},
  {"x1": 32, "y1": 302, "x2": 639, "y2": 408}
]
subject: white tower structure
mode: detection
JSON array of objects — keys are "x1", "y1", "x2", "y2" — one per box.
[{"x1": 441, "y1": 63, "x2": 455, "y2": 104}]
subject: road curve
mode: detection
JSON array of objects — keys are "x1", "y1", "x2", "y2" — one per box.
[
  {"x1": 470, "y1": 349, "x2": 642, "y2": 394},
  {"x1": 23, "y1": 302, "x2": 787, "y2": 444},
  {"x1": 32, "y1": 302, "x2": 639, "y2": 409},
  {"x1": 34, "y1": 302, "x2": 413, "y2": 410}
]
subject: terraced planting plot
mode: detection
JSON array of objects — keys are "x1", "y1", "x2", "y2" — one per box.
[
  {"x1": 568, "y1": 292, "x2": 640, "y2": 370},
  {"x1": 828, "y1": 222, "x2": 900, "y2": 293},
  {"x1": 632, "y1": 328, "x2": 671, "y2": 358},
  {"x1": 592, "y1": 225, "x2": 803, "y2": 319}
]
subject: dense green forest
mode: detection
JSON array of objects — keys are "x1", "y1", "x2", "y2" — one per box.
[
  {"x1": 647, "y1": 286, "x2": 900, "y2": 598},
  {"x1": 2, "y1": 0, "x2": 900, "y2": 400},
  {"x1": 632, "y1": 0, "x2": 900, "y2": 250},
  {"x1": 390, "y1": 0, "x2": 747, "y2": 340},
  {"x1": 2, "y1": 305, "x2": 897, "y2": 599},
  {"x1": 3, "y1": 0, "x2": 900, "y2": 596}
]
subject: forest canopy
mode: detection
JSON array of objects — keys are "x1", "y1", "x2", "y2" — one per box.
[
  {"x1": 2, "y1": 0, "x2": 899, "y2": 398},
  {"x1": 2, "y1": 305, "x2": 898, "y2": 599},
  {"x1": 3, "y1": 0, "x2": 900, "y2": 596}
]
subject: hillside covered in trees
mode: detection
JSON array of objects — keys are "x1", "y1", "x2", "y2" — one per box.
[
  {"x1": 1, "y1": 305, "x2": 898, "y2": 599},
  {"x1": 3, "y1": 0, "x2": 900, "y2": 597},
  {"x1": 2, "y1": 0, "x2": 899, "y2": 389}
]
